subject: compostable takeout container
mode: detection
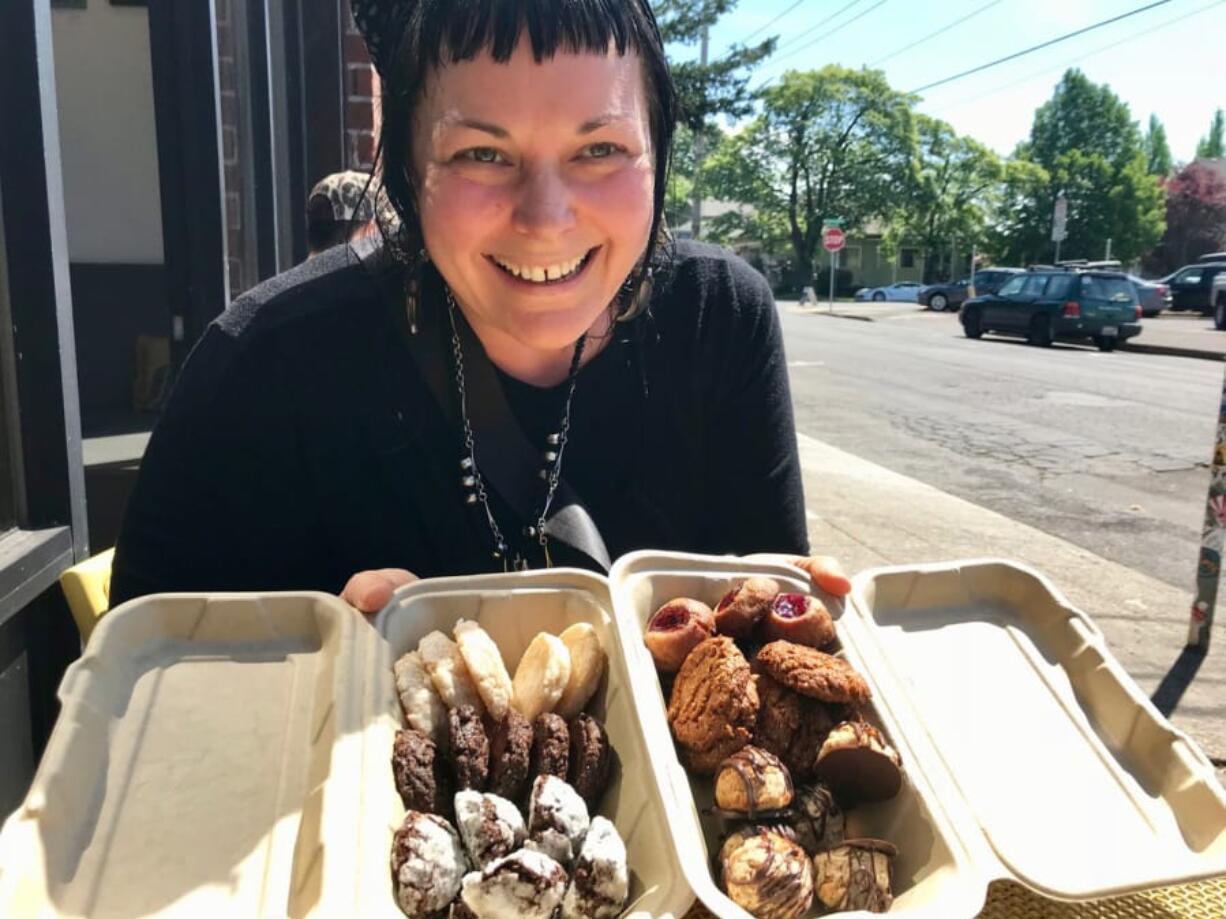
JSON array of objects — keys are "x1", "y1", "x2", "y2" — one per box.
[
  {"x1": 0, "y1": 569, "x2": 692, "y2": 918},
  {"x1": 609, "y1": 550, "x2": 1226, "y2": 919},
  {"x1": 2, "y1": 553, "x2": 1224, "y2": 919}
]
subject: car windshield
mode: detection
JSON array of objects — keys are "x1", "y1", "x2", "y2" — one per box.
[
  {"x1": 1081, "y1": 275, "x2": 1137, "y2": 303},
  {"x1": 997, "y1": 276, "x2": 1027, "y2": 296}
]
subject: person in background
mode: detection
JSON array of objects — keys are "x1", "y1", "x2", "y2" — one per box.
[{"x1": 306, "y1": 169, "x2": 378, "y2": 257}]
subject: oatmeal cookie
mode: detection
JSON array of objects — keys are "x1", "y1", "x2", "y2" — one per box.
[
  {"x1": 754, "y1": 641, "x2": 871, "y2": 705},
  {"x1": 667, "y1": 636, "x2": 759, "y2": 773}
]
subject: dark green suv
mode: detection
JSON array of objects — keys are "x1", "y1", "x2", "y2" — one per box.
[{"x1": 959, "y1": 269, "x2": 1142, "y2": 352}]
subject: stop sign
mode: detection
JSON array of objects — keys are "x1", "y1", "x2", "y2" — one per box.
[{"x1": 822, "y1": 227, "x2": 846, "y2": 252}]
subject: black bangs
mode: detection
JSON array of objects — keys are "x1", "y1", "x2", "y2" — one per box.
[{"x1": 416, "y1": 0, "x2": 641, "y2": 73}]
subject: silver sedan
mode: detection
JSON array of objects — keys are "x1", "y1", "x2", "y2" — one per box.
[{"x1": 854, "y1": 281, "x2": 923, "y2": 302}]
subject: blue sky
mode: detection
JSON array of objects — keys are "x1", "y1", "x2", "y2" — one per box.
[{"x1": 675, "y1": 0, "x2": 1226, "y2": 162}]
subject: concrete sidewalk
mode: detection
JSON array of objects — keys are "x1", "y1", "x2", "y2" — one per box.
[
  {"x1": 795, "y1": 431, "x2": 1226, "y2": 785},
  {"x1": 790, "y1": 300, "x2": 1226, "y2": 361}
]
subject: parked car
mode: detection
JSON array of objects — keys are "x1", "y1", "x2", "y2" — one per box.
[
  {"x1": 919, "y1": 268, "x2": 1024, "y2": 311},
  {"x1": 959, "y1": 267, "x2": 1142, "y2": 351},
  {"x1": 1166, "y1": 261, "x2": 1226, "y2": 314},
  {"x1": 1126, "y1": 274, "x2": 1170, "y2": 318},
  {"x1": 855, "y1": 281, "x2": 923, "y2": 302},
  {"x1": 1213, "y1": 272, "x2": 1226, "y2": 330}
]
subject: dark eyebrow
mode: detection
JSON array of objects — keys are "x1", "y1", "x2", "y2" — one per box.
[
  {"x1": 446, "y1": 117, "x2": 510, "y2": 138},
  {"x1": 442, "y1": 113, "x2": 632, "y2": 138}
]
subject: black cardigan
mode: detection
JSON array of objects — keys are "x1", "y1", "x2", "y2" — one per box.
[{"x1": 110, "y1": 239, "x2": 808, "y2": 604}]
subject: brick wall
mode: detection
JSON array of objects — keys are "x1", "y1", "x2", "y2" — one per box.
[{"x1": 342, "y1": 2, "x2": 378, "y2": 171}]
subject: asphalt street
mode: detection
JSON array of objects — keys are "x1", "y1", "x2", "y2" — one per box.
[{"x1": 780, "y1": 305, "x2": 1221, "y2": 592}]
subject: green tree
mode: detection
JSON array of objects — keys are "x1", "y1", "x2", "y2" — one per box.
[
  {"x1": 985, "y1": 159, "x2": 1051, "y2": 266},
  {"x1": 1144, "y1": 114, "x2": 1173, "y2": 177},
  {"x1": 900, "y1": 115, "x2": 1002, "y2": 282},
  {"x1": 653, "y1": 1, "x2": 776, "y2": 236},
  {"x1": 701, "y1": 66, "x2": 916, "y2": 290},
  {"x1": 999, "y1": 70, "x2": 1165, "y2": 263},
  {"x1": 1196, "y1": 108, "x2": 1225, "y2": 159}
]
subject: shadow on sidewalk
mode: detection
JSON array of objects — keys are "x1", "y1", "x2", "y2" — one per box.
[{"x1": 1151, "y1": 646, "x2": 1208, "y2": 719}]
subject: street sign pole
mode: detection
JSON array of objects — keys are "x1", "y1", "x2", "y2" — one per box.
[
  {"x1": 1052, "y1": 193, "x2": 1068, "y2": 263},
  {"x1": 1189, "y1": 364, "x2": 1226, "y2": 651},
  {"x1": 828, "y1": 248, "x2": 835, "y2": 313}
]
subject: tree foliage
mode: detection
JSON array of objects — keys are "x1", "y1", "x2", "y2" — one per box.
[
  {"x1": 898, "y1": 115, "x2": 1002, "y2": 281},
  {"x1": 1145, "y1": 161, "x2": 1226, "y2": 274},
  {"x1": 1001, "y1": 69, "x2": 1165, "y2": 264},
  {"x1": 1196, "y1": 108, "x2": 1225, "y2": 159},
  {"x1": 700, "y1": 66, "x2": 915, "y2": 288},
  {"x1": 1144, "y1": 115, "x2": 1173, "y2": 177}
]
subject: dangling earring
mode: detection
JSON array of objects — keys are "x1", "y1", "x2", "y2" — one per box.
[{"x1": 405, "y1": 247, "x2": 428, "y2": 335}]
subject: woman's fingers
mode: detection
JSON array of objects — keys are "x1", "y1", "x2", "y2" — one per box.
[
  {"x1": 792, "y1": 555, "x2": 852, "y2": 597},
  {"x1": 342, "y1": 568, "x2": 418, "y2": 614}
]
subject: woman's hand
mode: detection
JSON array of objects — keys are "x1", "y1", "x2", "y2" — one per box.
[
  {"x1": 790, "y1": 555, "x2": 852, "y2": 597},
  {"x1": 341, "y1": 568, "x2": 419, "y2": 614}
]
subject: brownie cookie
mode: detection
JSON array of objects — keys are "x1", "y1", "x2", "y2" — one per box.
[
  {"x1": 568, "y1": 713, "x2": 613, "y2": 809},
  {"x1": 392, "y1": 728, "x2": 452, "y2": 818},
  {"x1": 667, "y1": 636, "x2": 760, "y2": 774},
  {"x1": 754, "y1": 641, "x2": 871, "y2": 705},
  {"x1": 449, "y1": 704, "x2": 490, "y2": 791},
  {"x1": 531, "y1": 713, "x2": 570, "y2": 780},
  {"x1": 488, "y1": 709, "x2": 533, "y2": 800}
]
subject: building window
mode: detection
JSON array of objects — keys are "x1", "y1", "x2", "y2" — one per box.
[
  {"x1": 841, "y1": 245, "x2": 861, "y2": 270},
  {"x1": 900, "y1": 248, "x2": 917, "y2": 269}
]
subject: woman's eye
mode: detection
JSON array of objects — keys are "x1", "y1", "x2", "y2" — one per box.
[
  {"x1": 458, "y1": 147, "x2": 505, "y2": 165},
  {"x1": 583, "y1": 142, "x2": 622, "y2": 159}
]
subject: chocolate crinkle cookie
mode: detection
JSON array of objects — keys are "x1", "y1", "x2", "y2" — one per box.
[
  {"x1": 531, "y1": 712, "x2": 570, "y2": 780},
  {"x1": 458, "y1": 848, "x2": 569, "y2": 919},
  {"x1": 527, "y1": 773, "x2": 591, "y2": 866},
  {"x1": 392, "y1": 728, "x2": 452, "y2": 818},
  {"x1": 560, "y1": 815, "x2": 629, "y2": 919},
  {"x1": 390, "y1": 811, "x2": 468, "y2": 918},
  {"x1": 453, "y1": 790, "x2": 526, "y2": 870},
  {"x1": 567, "y1": 713, "x2": 613, "y2": 809},
  {"x1": 449, "y1": 704, "x2": 490, "y2": 791}
]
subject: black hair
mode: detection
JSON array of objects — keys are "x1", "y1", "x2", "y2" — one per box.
[{"x1": 369, "y1": 0, "x2": 678, "y2": 319}]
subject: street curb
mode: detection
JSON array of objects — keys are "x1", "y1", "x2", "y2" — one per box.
[
  {"x1": 1120, "y1": 342, "x2": 1225, "y2": 362},
  {"x1": 791, "y1": 309, "x2": 875, "y2": 323}
]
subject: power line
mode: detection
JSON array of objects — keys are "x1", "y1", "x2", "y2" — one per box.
[
  {"x1": 773, "y1": 0, "x2": 866, "y2": 55},
  {"x1": 908, "y1": 0, "x2": 1172, "y2": 95},
  {"x1": 776, "y1": 0, "x2": 888, "y2": 63},
  {"x1": 870, "y1": 0, "x2": 1005, "y2": 67},
  {"x1": 743, "y1": 0, "x2": 818, "y2": 43},
  {"x1": 930, "y1": 0, "x2": 1226, "y2": 115}
]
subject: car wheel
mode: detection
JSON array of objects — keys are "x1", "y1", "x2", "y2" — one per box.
[
  {"x1": 1094, "y1": 335, "x2": 1117, "y2": 352},
  {"x1": 872, "y1": 291, "x2": 885, "y2": 301},
  {"x1": 961, "y1": 309, "x2": 982, "y2": 339},
  {"x1": 930, "y1": 293, "x2": 947, "y2": 311},
  {"x1": 1027, "y1": 315, "x2": 1054, "y2": 347},
  {"x1": 1215, "y1": 300, "x2": 1226, "y2": 331}
]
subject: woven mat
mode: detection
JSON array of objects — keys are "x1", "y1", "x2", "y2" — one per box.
[{"x1": 679, "y1": 876, "x2": 1226, "y2": 918}]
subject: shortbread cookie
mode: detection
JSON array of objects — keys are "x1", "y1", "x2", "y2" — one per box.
[
  {"x1": 453, "y1": 619, "x2": 513, "y2": 721},
  {"x1": 418, "y1": 630, "x2": 486, "y2": 715},
  {"x1": 393, "y1": 650, "x2": 448, "y2": 745},
  {"x1": 553, "y1": 623, "x2": 606, "y2": 718},
  {"x1": 512, "y1": 632, "x2": 571, "y2": 721}
]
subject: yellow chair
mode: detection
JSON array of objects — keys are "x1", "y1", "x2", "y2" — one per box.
[{"x1": 59, "y1": 547, "x2": 115, "y2": 644}]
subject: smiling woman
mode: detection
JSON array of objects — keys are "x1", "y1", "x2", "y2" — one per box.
[{"x1": 108, "y1": 0, "x2": 847, "y2": 611}]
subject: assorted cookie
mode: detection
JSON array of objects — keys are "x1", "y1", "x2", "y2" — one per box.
[
  {"x1": 647, "y1": 575, "x2": 905, "y2": 917},
  {"x1": 389, "y1": 617, "x2": 628, "y2": 918}
]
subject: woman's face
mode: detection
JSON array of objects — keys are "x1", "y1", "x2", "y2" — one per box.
[{"x1": 411, "y1": 41, "x2": 655, "y2": 362}]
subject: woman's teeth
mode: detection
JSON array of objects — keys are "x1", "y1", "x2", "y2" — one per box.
[{"x1": 492, "y1": 250, "x2": 590, "y2": 283}]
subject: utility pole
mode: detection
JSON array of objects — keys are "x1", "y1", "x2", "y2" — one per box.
[{"x1": 690, "y1": 18, "x2": 710, "y2": 240}]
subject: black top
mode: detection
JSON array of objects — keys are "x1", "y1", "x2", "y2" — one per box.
[{"x1": 109, "y1": 239, "x2": 808, "y2": 604}]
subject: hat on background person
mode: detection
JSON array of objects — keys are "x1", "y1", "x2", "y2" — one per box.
[{"x1": 306, "y1": 170, "x2": 377, "y2": 256}]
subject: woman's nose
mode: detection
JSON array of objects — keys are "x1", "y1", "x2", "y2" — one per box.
[{"x1": 511, "y1": 165, "x2": 577, "y2": 237}]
